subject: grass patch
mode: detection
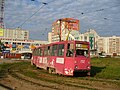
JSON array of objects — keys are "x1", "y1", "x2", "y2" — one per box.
[
  {"x1": 1, "y1": 58, "x2": 120, "y2": 81},
  {"x1": 0, "y1": 61, "x2": 31, "y2": 78},
  {"x1": 0, "y1": 63, "x2": 10, "y2": 78},
  {"x1": 91, "y1": 57, "x2": 120, "y2": 80}
]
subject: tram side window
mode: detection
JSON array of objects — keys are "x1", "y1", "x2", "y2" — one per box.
[
  {"x1": 38, "y1": 48, "x2": 41, "y2": 56},
  {"x1": 36, "y1": 49, "x2": 39, "y2": 56},
  {"x1": 44, "y1": 47, "x2": 48, "y2": 56},
  {"x1": 33, "y1": 49, "x2": 37, "y2": 56},
  {"x1": 33, "y1": 49, "x2": 35, "y2": 55},
  {"x1": 48, "y1": 46, "x2": 50, "y2": 56},
  {"x1": 44, "y1": 46, "x2": 50, "y2": 56},
  {"x1": 58, "y1": 44, "x2": 64, "y2": 56},
  {"x1": 51, "y1": 45, "x2": 57, "y2": 56},
  {"x1": 66, "y1": 43, "x2": 74, "y2": 57},
  {"x1": 40, "y1": 48, "x2": 43, "y2": 56}
]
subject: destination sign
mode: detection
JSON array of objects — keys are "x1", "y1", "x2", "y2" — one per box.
[{"x1": 76, "y1": 44, "x2": 88, "y2": 49}]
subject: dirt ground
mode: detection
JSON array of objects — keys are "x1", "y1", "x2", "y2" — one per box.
[
  {"x1": 0, "y1": 74, "x2": 89, "y2": 90},
  {"x1": 0, "y1": 73, "x2": 119, "y2": 90}
]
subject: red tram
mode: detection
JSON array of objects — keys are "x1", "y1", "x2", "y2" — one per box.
[{"x1": 31, "y1": 40, "x2": 91, "y2": 76}]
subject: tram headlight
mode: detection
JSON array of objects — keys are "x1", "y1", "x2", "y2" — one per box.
[
  {"x1": 75, "y1": 65, "x2": 78, "y2": 69},
  {"x1": 74, "y1": 61, "x2": 77, "y2": 64},
  {"x1": 87, "y1": 66, "x2": 90, "y2": 69}
]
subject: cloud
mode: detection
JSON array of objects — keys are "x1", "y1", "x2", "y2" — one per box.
[{"x1": 4, "y1": 0, "x2": 120, "y2": 40}]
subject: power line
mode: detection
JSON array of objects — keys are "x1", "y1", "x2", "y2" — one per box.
[
  {"x1": 96, "y1": 4, "x2": 120, "y2": 11},
  {"x1": 16, "y1": 0, "x2": 55, "y2": 28},
  {"x1": 81, "y1": 4, "x2": 120, "y2": 15},
  {"x1": 17, "y1": 2, "x2": 47, "y2": 28},
  {"x1": 104, "y1": 17, "x2": 120, "y2": 22},
  {"x1": 80, "y1": 4, "x2": 120, "y2": 22}
]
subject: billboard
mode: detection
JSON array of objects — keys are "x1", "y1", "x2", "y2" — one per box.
[
  {"x1": 0, "y1": 28, "x2": 4, "y2": 36},
  {"x1": 62, "y1": 18, "x2": 80, "y2": 30},
  {"x1": 66, "y1": 21, "x2": 79, "y2": 30},
  {"x1": 52, "y1": 18, "x2": 80, "y2": 35}
]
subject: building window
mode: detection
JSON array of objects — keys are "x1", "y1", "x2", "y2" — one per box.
[
  {"x1": 24, "y1": 32, "x2": 28, "y2": 36},
  {"x1": 84, "y1": 36, "x2": 87, "y2": 41}
]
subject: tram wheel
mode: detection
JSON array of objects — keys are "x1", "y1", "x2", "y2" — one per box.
[
  {"x1": 48, "y1": 68, "x2": 52, "y2": 74},
  {"x1": 48, "y1": 68, "x2": 56, "y2": 74}
]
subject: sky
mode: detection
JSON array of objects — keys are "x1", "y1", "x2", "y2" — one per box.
[{"x1": 3, "y1": 0, "x2": 120, "y2": 40}]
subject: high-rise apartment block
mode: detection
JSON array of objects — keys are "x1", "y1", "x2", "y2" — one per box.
[
  {"x1": 98, "y1": 36, "x2": 120, "y2": 56},
  {"x1": 3, "y1": 28, "x2": 29, "y2": 40},
  {"x1": 51, "y1": 18, "x2": 80, "y2": 42}
]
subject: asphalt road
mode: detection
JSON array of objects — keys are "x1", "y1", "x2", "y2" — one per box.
[
  {"x1": 0, "y1": 59, "x2": 13, "y2": 64},
  {"x1": 0, "y1": 58, "x2": 31, "y2": 64}
]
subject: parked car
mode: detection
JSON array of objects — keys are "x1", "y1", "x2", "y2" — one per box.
[{"x1": 99, "y1": 55, "x2": 106, "y2": 58}]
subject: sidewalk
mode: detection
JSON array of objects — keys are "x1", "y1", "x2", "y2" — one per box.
[{"x1": 0, "y1": 86, "x2": 8, "y2": 90}]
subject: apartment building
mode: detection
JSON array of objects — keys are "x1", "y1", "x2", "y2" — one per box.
[
  {"x1": 3, "y1": 28, "x2": 29, "y2": 40},
  {"x1": 97, "y1": 37, "x2": 109, "y2": 54},
  {"x1": 51, "y1": 18, "x2": 80, "y2": 42},
  {"x1": 48, "y1": 32, "x2": 52, "y2": 43},
  {"x1": 98, "y1": 36, "x2": 120, "y2": 55}
]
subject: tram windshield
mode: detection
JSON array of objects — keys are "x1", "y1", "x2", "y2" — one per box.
[{"x1": 75, "y1": 44, "x2": 89, "y2": 57}]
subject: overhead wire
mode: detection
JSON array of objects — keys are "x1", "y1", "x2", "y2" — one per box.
[
  {"x1": 79, "y1": 4, "x2": 120, "y2": 22},
  {"x1": 16, "y1": 3, "x2": 47, "y2": 28},
  {"x1": 81, "y1": 4, "x2": 120, "y2": 15},
  {"x1": 103, "y1": 17, "x2": 120, "y2": 22},
  {"x1": 16, "y1": 0, "x2": 55, "y2": 29}
]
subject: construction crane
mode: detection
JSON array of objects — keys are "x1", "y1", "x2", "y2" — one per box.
[{"x1": 0, "y1": 0, "x2": 4, "y2": 28}]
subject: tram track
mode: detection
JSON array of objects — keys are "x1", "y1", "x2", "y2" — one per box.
[
  {"x1": 7, "y1": 68, "x2": 95, "y2": 90},
  {"x1": 8, "y1": 73, "x2": 59, "y2": 90},
  {"x1": 8, "y1": 70, "x2": 119, "y2": 90},
  {"x1": 2, "y1": 62, "x2": 96, "y2": 90},
  {"x1": 0, "y1": 61, "x2": 120, "y2": 90}
]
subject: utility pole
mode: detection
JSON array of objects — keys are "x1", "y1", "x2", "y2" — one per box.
[
  {"x1": 58, "y1": 18, "x2": 76, "y2": 41},
  {"x1": 59, "y1": 19, "x2": 61, "y2": 41},
  {"x1": 0, "y1": 0, "x2": 5, "y2": 28}
]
